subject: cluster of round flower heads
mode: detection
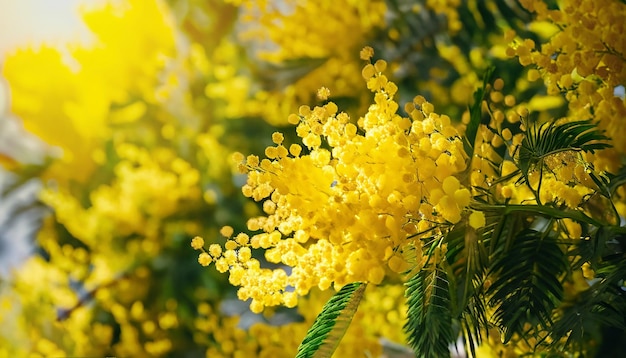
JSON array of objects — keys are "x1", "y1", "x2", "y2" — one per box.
[
  {"x1": 501, "y1": 0, "x2": 626, "y2": 217},
  {"x1": 466, "y1": 76, "x2": 594, "y2": 211},
  {"x1": 193, "y1": 48, "x2": 473, "y2": 312},
  {"x1": 509, "y1": 0, "x2": 626, "y2": 173}
]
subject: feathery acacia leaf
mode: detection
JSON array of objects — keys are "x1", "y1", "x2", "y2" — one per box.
[
  {"x1": 553, "y1": 283, "x2": 626, "y2": 351},
  {"x1": 404, "y1": 261, "x2": 455, "y2": 358},
  {"x1": 295, "y1": 282, "x2": 367, "y2": 358},
  {"x1": 553, "y1": 255, "x2": 626, "y2": 351},
  {"x1": 487, "y1": 228, "x2": 567, "y2": 343},
  {"x1": 518, "y1": 119, "x2": 610, "y2": 177},
  {"x1": 460, "y1": 293, "x2": 489, "y2": 358},
  {"x1": 463, "y1": 66, "x2": 494, "y2": 161},
  {"x1": 445, "y1": 219, "x2": 495, "y2": 357},
  {"x1": 567, "y1": 225, "x2": 625, "y2": 270}
]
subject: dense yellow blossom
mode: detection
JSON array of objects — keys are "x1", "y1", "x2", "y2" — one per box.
[
  {"x1": 511, "y1": 0, "x2": 626, "y2": 173},
  {"x1": 1, "y1": 46, "x2": 105, "y2": 182},
  {"x1": 199, "y1": 57, "x2": 473, "y2": 312},
  {"x1": 76, "y1": 0, "x2": 176, "y2": 103},
  {"x1": 239, "y1": 1, "x2": 385, "y2": 63}
]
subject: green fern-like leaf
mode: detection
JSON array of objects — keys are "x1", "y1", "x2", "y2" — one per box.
[
  {"x1": 568, "y1": 225, "x2": 620, "y2": 270},
  {"x1": 459, "y1": 293, "x2": 490, "y2": 358},
  {"x1": 552, "y1": 283, "x2": 626, "y2": 352},
  {"x1": 295, "y1": 282, "x2": 367, "y2": 358},
  {"x1": 487, "y1": 228, "x2": 567, "y2": 344},
  {"x1": 404, "y1": 263, "x2": 455, "y2": 357},
  {"x1": 464, "y1": 66, "x2": 495, "y2": 161},
  {"x1": 446, "y1": 222, "x2": 493, "y2": 358},
  {"x1": 608, "y1": 164, "x2": 626, "y2": 195},
  {"x1": 552, "y1": 256, "x2": 626, "y2": 353},
  {"x1": 518, "y1": 119, "x2": 610, "y2": 177}
]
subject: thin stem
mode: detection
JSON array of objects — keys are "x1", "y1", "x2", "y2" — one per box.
[{"x1": 473, "y1": 203, "x2": 610, "y2": 228}]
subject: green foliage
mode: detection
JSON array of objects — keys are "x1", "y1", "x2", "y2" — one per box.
[
  {"x1": 488, "y1": 228, "x2": 567, "y2": 344},
  {"x1": 464, "y1": 66, "x2": 495, "y2": 161},
  {"x1": 552, "y1": 279, "x2": 626, "y2": 353},
  {"x1": 379, "y1": 0, "x2": 542, "y2": 120},
  {"x1": 404, "y1": 253, "x2": 455, "y2": 358},
  {"x1": 295, "y1": 282, "x2": 367, "y2": 358},
  {"x1": 518, "y1": 119, "x2": 610, "y2": 178},
  {"x1": 400, "y1": 75, "x2": 623, "y2": 356},
  {"x1": 446, "y1": 221, "x2": 492, "y2": 357}
]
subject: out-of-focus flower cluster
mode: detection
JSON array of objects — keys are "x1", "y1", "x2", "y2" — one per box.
[{"x1": 191, "y1": 283, "x2": 406, "y2": 358}]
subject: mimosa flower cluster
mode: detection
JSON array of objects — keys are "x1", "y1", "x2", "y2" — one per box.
[
  {"x1": 468, "y1": 78, "x2": 598, "y2": 211},
  {"x1": 511, "y1": 0, "x2": 626, "y2": 173},
  {"x1": 194, "y1": 54, "x2": 473, "y2": 312}
]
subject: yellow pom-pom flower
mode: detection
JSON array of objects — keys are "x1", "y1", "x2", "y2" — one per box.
[
  {"x1": 469, "y1": 211, "x2": 486, "y2": 229},
  {"x1": 191, "y1": 236, "x2": 204, "y2": 250}
]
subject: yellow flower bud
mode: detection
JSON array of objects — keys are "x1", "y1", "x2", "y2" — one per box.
[
  {"x1": 469, "y1": 211, "x2": 486, "y2": 229},
  {"x1": 191, "y1": 236, "x2": 204, "y2": 250}
]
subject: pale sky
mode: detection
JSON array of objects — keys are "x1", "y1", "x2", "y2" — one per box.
[{"x1": 0, "y1": 0, "x2": 100, "y2": 57}]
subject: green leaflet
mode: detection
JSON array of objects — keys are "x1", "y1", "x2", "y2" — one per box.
[
  {"x1": 552, "y1": 282, "x2": 626, "y2": 352},
  {"x1": 487, "y1": 228, "x2": 567, "y2": 344},
  {"x1": 518, "y1": 118, "x2": 610, "y2": 178},
  {"x1": 463, "y1": 66, "x2": 494, "y2": 163},
  {"x1": 295, "y1": 282, "x2": 367, "y2": 358},
  {"x1": 404, "y1": 262, "x2": 455, "y2": 358},
  {"x1": 445, "y1": 220, "x2": 493, "y2": 358}
]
